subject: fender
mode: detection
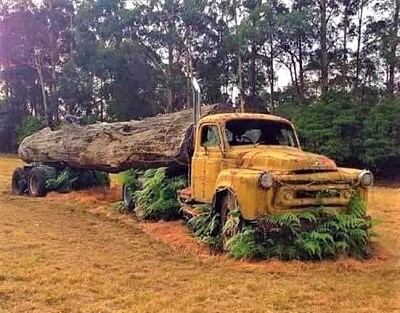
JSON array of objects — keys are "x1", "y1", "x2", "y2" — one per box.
[{"x1": 214, "y1": 168, "x2": 274, "y2": 220}]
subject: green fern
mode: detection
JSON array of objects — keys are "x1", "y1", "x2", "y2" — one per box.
[
  {"x1": 264, "y1": 213, "x2": 301, "y2": 228},
  {"x1": 297, "y1": 210, "x2": 318, "y2": 224},
  {"x1": 347, "y1": 194, "x2": 367, "y2": 218},
  {"x1": 134, "y1": 168, "x2": 187, "y2": 221},
  {"x1": 222, "y1": 206, "x2": 242, "y2": 240},
  {"x1": 225, "y1": 227, "x2": 267, "y2": 260},
  {"x1": 46, "y1": 169, "x2": 78, "y2": 192},
  {"x1": 190, "y1": 215, "x2": 220, "y2": 239},
  {"x1": 335, "y1": 214, "x2": 369, "y2": 230}
]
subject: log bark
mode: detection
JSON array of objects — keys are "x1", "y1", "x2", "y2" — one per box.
[{"x1": 18, "y1": 105, "x2": 234, "y2": 173}]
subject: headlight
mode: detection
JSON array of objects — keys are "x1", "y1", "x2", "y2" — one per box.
[
  {"x1": 357, "y1": 170, "x2": 374, "y2": 187},
  {"x1": 259, "y1": 172, "x2": 274, "y2": 189}
]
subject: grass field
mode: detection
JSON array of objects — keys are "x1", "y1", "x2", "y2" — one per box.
[{"x1": 0, "y1": 155, "x2": 399, "y2": 312}]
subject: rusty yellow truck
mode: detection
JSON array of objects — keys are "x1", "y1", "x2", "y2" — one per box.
[{"x1": 121, "y1": 110, "x2": 373, "y2": 231}]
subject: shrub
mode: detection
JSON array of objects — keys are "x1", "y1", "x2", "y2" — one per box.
[
  {"x1": 188, "y1": 205, "x2": 222, "y2": 248},
  {"x1": 46, "y1": 169, "x2": 110, "y2": 193},
  {"x1": 134, "y1": 168, "x2": 187, "y2": 220},
  {"x1": 118, "y1": 168, "x2": 142, "y2": 190},
  {"x1": 189, "y1": 195, "x2": 373, "y2": 261},
  {"x1": 293, "y1": 90, "x2": 364, "y2": 166},
  {"x1": 225, "y1": 227, "x2": 267, "y2": 260},
  {"x1": 363, "y1": 97, "x2": 400, "y2": 176},
  {"x1": 255, "y1": 196, "x2": 372, "y2": 260}
]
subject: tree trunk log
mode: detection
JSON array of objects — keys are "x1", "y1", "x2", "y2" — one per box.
[{"x1": 18, "y1": 105, "x2": 234, "y2": 173}]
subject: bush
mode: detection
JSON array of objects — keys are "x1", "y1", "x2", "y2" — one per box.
[
  {"x1": 118, "y1": 168, "x2": 143, "y2": 201},
  {"x1": 292, "y1": 90, "x2": 364, "y2": 166},
  {"x1": 134, "y1": 168, "x2": 187, "y2": 221},
  {"x1": 225, "y1": 227, "x2": 267, "y2": 260},
  {"x1": 363, "y1": 97, "x2": 400, "y2": 176},
  {"x1": 46, "y1": 169, "x2": 110, "y2": 193},
  {"x1": 189, "y1": 195, "x2": 373, "y2": 261},
  {"x1": 188, "y1": 205, "x2": 222, "y2": 248},
  {"x1": 276, "y1": 91, "x2": 400, "y2": 177}
]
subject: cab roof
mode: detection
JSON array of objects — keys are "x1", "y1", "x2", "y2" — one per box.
[{"x1": 199, "y1": 112, "x2": 292, "y2": 125}]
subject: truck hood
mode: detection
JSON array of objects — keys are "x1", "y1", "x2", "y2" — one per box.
[{"x1": 231, "y1": 146, "x2": 338, "y2": 173}]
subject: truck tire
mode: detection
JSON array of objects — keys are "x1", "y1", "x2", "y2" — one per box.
[
  {"x1": 122, "y1": 184, "x2": 135, "y2": 210},
  {"x1": 11, "y1": 167, "x2": 27, "y2": 195},
  {"x1": 28, "y1": 167, "x2": 48, "y2": 197},
  {"x1": 219, "y1": 191, "x2": 242, "y2": 249}
]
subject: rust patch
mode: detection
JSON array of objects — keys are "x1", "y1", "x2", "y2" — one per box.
[{"x1": 236, "y1": 152, "x2": 247, "y2": 167}]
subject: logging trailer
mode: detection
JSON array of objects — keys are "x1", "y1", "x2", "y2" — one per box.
[{"x1": 12, "y1": 79, "x2": 373, "y2": 230}]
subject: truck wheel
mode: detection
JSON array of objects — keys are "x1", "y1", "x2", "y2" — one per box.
[
  {"x1": 220, "y1": 191, "x2": 242, "y2": 249},
  {"x1": 122, "y1": 184, "x2": 135, "y2": 210},
  {"x1": 28, "y1": 167, "x2": 48, "y2": 197},
  {"x1": 11, "y1": 167, "x2": 27, "y2": 195}
]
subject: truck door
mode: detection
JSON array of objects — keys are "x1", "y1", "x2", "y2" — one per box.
[{"x1": 192, "y1": 124, "x2": 223, "y2": 203}]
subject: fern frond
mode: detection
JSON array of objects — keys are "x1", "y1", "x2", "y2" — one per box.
[
  {"x1": 309, "y1": 231, "x2": 334, "y2": 244},
  {"x1": 264, "y1": 213, "x2": 300, "y2": 228},
  {"x1": 347, "y1": 194, "x2": 367, "y2": 218},
  {"x1": 225, "y1": 227, "x2": 267, "y2": 260},
  {"x1": 298, "y1": 210, "x2": 318, "y2": 224},
  {"x1": 347, "y1": 228, "x2": 368, "y2": 245}
]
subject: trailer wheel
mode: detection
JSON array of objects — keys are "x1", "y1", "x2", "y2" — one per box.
[
  {"x1": 28, "y1": 167, "x2": 48, "y2": 197},
  {"x1": 11, "y1": 167, "x2": 27, "y2": 195},
  {"x1": 122, "y1": 184, "x2": 135, "y2": 210}
]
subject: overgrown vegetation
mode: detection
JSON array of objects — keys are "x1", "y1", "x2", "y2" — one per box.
[
  {"x1": 189, "y1": 195, "x2": 373, "y2": 261},
  {"x1": 188, "y1": 205, "x2": 221, "y2": 248},
  {"x1": 46, "y1": 169, "x2": 110, "y2": 193},
  {"x1": 118, "y1": 168, "x2": 187, "y2": 221}
]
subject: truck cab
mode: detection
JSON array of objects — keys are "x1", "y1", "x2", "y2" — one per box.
[{"x1": 185, "y1": 112, "x2": 373, "y2": 221}]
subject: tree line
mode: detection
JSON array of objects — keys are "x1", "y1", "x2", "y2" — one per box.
[{"x1": 0, "y1": 0, "x2": 399, "y2": 177}]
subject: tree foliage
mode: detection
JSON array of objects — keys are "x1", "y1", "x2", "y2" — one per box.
[{"x1": 0, "y1": 0, "x2": 399, "y2": 176}]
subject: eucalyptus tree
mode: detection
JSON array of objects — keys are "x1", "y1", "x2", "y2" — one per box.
[
  {"x1": 0, "y1": 0, "x2": 72, "y2": 127},
  {"x1": 276, "y1": 0, "x2": 317, "y2": 104}
]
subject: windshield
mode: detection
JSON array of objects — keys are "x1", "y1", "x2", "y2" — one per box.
[{"x1": 225, "y1": 119, "x2": 298, "y2": 147}]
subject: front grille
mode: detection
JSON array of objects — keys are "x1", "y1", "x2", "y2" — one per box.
[
  {"x1": 292, "y1": 169, "x2": 336, "y2": 175},
  {"x1": 296, "y1": 189, "x2": 341, "y2": 199},
  {"x1": 274, "y1": 184, "x2": 354, "y2": 209}
]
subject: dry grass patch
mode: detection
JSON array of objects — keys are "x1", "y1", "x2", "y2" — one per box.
[{"x1": 0, "y1": 155, "x2": 399, "y2": 312}]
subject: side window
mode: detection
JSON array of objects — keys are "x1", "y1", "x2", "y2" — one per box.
[{"x1": 201, "y1": 125, "x2": 220, "y2": 147}]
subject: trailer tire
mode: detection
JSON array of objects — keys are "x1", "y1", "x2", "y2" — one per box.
[
  {"x1": 11, "y1": 167, "x2": 27, "y2": 195},
  {"x1": 28, "y1": 167, "x2": 48, "y2": 197}
]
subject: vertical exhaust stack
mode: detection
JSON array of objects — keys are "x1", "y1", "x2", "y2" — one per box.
[{"x1": 192, "y1": 77, "x2": 201, "y2": 133}]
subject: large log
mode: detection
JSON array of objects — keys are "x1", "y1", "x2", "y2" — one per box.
[{"x1": 18, "y1": 105, "x2": 234, "y2": 173}]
